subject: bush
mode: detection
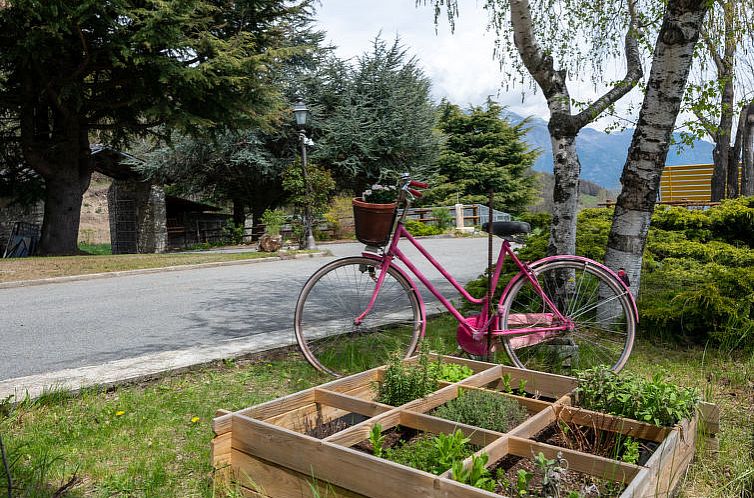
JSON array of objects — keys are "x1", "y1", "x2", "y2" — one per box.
[
  {"x1": 260, "y1": 209, "x2": 285, "y2": 236},
  {"x1": 431, "y1": 207, "x2": 454, "y2": 231},
  {"x1": 324, "y1": 196, "x2": 355, "y2": 240},
  {"x1": 404, "y1": 219, "x2": 444, "y2": 237},
  {"x1": 432, "y1": 389, "x2": 529, "y2": 433},
  {"x1": 574, "y1": 366, "x2": 699, "y2": 427}
]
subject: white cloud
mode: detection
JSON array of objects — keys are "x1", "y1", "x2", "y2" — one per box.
[{"x1": 314, "y1": 0, "x2": 652, "y2": 130}]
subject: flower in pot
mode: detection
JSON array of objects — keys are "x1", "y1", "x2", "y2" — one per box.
[
  {"x1": 259, "y1": 209, "x2": 285, "y2": 252},
  {"x1": 352, "y1": 184, "x2": 399, "y2": 247}
]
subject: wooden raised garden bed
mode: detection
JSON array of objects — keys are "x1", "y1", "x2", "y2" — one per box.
[{"x1": 211, "y1": 355, "x2": 719, "y2": 498}]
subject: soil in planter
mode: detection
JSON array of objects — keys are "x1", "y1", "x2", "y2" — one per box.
[
  {"x1": 490, "y1": 453, "x2": 627, "y2": 497},
  {"x1": 533, "y1": 421, "x2": 658, "y2": 466},
  {"x1": 303, "y1": 413, "x2": 369, "y2": 439}
]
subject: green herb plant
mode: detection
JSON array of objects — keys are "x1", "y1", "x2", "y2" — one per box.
[
  {"x1": 434, "y1": 363, "x2": 474, "y2": 383},
  {"x1": 432, "y1": 389, "x2": 529, "y2": 433},
  {"x1": 369, "y1": 424, "x2": 385, "y2": 458},
  {"x1": 382, "y1": 429, "x2": 474, "y2": 475},
  {"x1": 574, "y1": 366, "x2": 699, "y2": 426},
  {"x1": 375, "y1": 345, "x2": 439, "y2": 406},
  {"x1": 451, "y1": 453, "x2": 496, "y2": 491}
]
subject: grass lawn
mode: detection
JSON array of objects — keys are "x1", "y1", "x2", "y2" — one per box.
[
  {"x1": 0, "y1": 330, "x2": 752, "y2": 497},
  {"x1": 0, "y1": 249, "x2": 317, "y2": 283}
]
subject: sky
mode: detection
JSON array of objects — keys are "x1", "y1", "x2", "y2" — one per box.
[{"x1": 313, "y1": 0, "x2": 645, "y2": 130}]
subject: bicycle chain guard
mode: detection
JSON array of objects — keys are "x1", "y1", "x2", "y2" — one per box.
[{"x1": 456, "y1": 315, "x2": 495, "y2": 356}]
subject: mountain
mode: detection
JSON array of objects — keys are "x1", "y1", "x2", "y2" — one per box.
[{"x1": 504, "y1": 112, "x2": 714, "y2": 190}]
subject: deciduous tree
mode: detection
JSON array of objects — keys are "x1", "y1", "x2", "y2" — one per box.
[{"x1": 422, "y1": 0, "x2": 644, "y2": 256}]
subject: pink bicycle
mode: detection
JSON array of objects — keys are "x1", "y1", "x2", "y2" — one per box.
[{"x1": 294, "y1": 174, "x2": 637, "y2": 377}]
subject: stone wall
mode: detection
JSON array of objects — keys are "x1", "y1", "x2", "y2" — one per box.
[
  {"x1": 108, "y1": 180, "x2": 167, "y2": 254},
  {"x1": 0, "y1": 198, "x2": 43, "y2": 252}
]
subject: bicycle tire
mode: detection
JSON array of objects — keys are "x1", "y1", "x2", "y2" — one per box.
[
  {"x1": 499, "y1": 256, "x2": 636, "y2": 374},
  {"x1": 294, "y1": 256, "x2": 424, "y2": 377}
]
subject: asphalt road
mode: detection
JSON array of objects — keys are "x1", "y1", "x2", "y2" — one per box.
[{"x1": 0, "y1": 237, "x2": 504, "y2": 381}]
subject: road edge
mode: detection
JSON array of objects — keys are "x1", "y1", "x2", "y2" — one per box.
[{"x1": 0, "y1": 251, "x2": 328, "y2": 289}]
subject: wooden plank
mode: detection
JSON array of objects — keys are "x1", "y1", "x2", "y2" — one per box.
[
  {"x1": 698, "y1": 401, "x2": 720, "y2": 435},
  {"x1": 230, "y1": 448, "x2": 366, "y2": 498},
  {"x1": 324, "y1": 368, "x2": 383, "y2": 394},
  {"x1": 640, "y1": 416, "x2": 698, "y2": 498},
  {"x1": 323, "y1": 410, "x2": 404, "y2": 447},
  {"x1": 427, "y1": 353, "x2": 498, "y2": 373},
  {"x1": 264, "y1": 402, "x2": 352, "y2": 433},
  {"x1": 314, "y1": 389, "x2": 393, "y2": 417},
  {"x1": 507, "y1": 436, "x2": 641, "y2": 484},
  {"x1": 231, "y1": 414, "x2": 445, "y2": 498},
  {"x1": 399, "y1": 411, "x2": 503, "y2": 447},
  {"x1": 559, "y1": 406, "x2": 670, "y2": 443},
  {"x1": 508, "y1": 403, "x2": 558, "y2": 439},
  {"x1": 213, "y1": 389, "x2": 317, "y2": 435},
  {"x1": 620, "y1": 467, "x2": 652, "y2": 498},
  {"x1": 211, "y1": 433, "x2": 233, "y2": 467},
  {"x1": 480, "y1": 365, "x2": 577, "y2": 399}
]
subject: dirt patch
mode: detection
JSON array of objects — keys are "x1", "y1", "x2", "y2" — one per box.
[{"x1": 79, "y1": 172, "x2": 111, "y2": 244}]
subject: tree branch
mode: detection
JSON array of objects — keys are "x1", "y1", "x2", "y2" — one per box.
[{"x1": 573, "y1": 0, "x2": 643, "y2": 130}]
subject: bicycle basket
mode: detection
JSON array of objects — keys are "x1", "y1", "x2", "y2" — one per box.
[{"x1": 352, "y1": 198, "x2": 397, "y2": 246}]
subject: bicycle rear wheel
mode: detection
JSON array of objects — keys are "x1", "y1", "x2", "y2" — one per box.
[
  {"x1": 294, "y1": 256, "x2": 423, "y2": 377},
  {"x1": 500, "y1": 257, "x2": 636, "y2": 374}
]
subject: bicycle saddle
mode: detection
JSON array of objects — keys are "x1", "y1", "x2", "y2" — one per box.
[{"x1": 482, "y1": 221, "x2": 531, "y2": 238}]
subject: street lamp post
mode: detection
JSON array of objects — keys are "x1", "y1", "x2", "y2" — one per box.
[{"x1": 293, "y1": 99, "x2": 317, "y2": 250}]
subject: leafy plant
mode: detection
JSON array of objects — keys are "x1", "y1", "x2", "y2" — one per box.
[
  {"x1": 621, "y1": 437, "x2": 640, "y2": 464},
  {"x1": 574, "y1": 366, "x2": 699, "y2": 426},
  {"x1": 432, "y1": 389, "x2": 529, "y2": 433},
  {"x1": 383, "y1": 430, "x2": 474, "y2": 475},
  {"x1": 368, "y1": 424, "x2": 385, "y2": 458},
  {"x1": 433, "y1": 363, "x2": 474, "y2": 382},
  {"x1": 260, "y1": 209, "x2": 286, "y2": 236},
  {"x1": 451, "y1": 453, "x2": 495, "y2": 491},
  {"x1": 515, "y1": 468, "x2": 533, "y2": 496},
  {"x1": 375, "y1": 346, "x2": 439, "y2": 406},
  {"x1": 535, "y1": 451, "x2": 568, "y2": 497}
]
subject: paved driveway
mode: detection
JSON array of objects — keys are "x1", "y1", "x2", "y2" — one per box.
[{"x1": 0, "y1": 237, "x2": 504, "y2": 384}]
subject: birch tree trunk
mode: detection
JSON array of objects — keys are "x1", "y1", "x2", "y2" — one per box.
[
  {"x1": 743, "y1": 103, "x2": 754, "y2": 196},
  {"x1": 604, "y1": 0, "x2": 709, "y2": 297},
  {"x1": 510, "y1": 0, "x2": 642, "y2": 256}
]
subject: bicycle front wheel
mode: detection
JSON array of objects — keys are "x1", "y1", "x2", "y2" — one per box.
[
  {"x1": 294, "y1": 256, "x2": 423, "y2": 377},
  {"x1": 500, "y1": 257, "x2": 636, "y2": 374}
]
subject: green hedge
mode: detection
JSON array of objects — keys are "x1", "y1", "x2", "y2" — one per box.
[{"x1": 464, "y1": 198, "x2": 754, "y2": 351}]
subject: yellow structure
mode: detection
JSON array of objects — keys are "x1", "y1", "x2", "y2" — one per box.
[{"x1": 659, "y1": 163, "x2": 714, "y2": 203}]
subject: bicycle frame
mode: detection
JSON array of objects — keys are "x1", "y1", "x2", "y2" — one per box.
[{"x1": 355, "y1": 220, "x2": 573, "y2": 345}]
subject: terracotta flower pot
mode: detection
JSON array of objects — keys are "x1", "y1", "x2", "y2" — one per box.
[{"x1": 352, "y1": 198, "x2": 397, "y2": 246}]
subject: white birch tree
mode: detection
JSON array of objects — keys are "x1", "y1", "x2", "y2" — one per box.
[
  {"x1": 421, "y1": 0, "x2": 644, "y2": 257},
  {"x1": 604, "y1": 0, "x2": 710, "y2": 295}
]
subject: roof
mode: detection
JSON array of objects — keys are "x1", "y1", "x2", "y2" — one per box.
[
  {"x1": 90, "y1": 144, "x2": 144, "y2": 180},
  {"x1": 165, "y1": 196, "x2": 222, "y2": 213}
]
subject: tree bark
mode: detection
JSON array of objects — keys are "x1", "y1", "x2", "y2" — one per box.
[
  {"x1": 36, "y1": 145, "x2": 93, "y2": 255},
  {"x1": 232, "y1": 197, "x2": 246, "y2": 227},
  {"x1": 510, "y1": 0, "x2": 642, "y2": 256},
  {"x1": 604, "y1": 0, "x2": 709, "y2": 296},
  {"x1": 743, "y1": 103, "x2": 754, "y2": 196},
  {"x1": 711, "y1": 77, "x2": 734, "y2": 201}
]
